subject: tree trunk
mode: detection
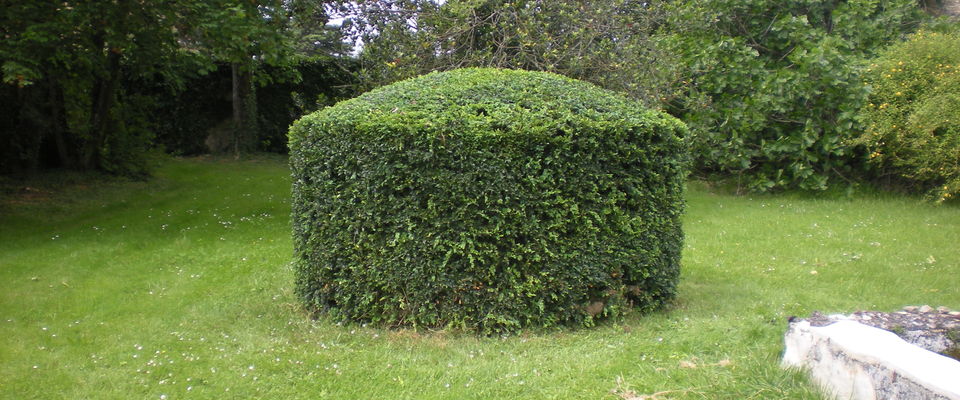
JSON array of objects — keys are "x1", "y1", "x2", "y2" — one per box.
[
  {"x1": 83, "y1": 49, "x2": 122, "y2": 170},
  {"x1": 231, "y1": 61, "x2": 258, "y2": 158},
  {"x1": 945, "y1": 0, "x2": 960, "y2": 16},
  {"x1": 10, "y1": 85, "x2": 43, "y2": 174},
  {"x1": 47, "y1": 77, "x2": 73, "y2": 169},
  {"x1": 232, "y1": 62, "x2": 242, "y2": 158}
]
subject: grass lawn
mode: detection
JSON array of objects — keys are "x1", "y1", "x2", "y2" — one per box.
[{"x1": 1, "y1": 156, "x2": 958, "y2": 399}]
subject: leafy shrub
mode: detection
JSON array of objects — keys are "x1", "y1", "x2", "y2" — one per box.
[
  {"x1": 855, "y1": 29, "x2": 960, "y2": 202},
  {"x1": 660, "y1": 0, "x2": 923, "y2": 192},
  {"x1": 289, "y1": 68, "x2": 688, "y2": 334}
]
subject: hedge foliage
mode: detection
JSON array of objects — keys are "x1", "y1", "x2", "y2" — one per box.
[
  {"x1": 289, "y1": 68, "x2": 688, "y2": 334},
  {"x1": 855, "y1": 29, "x2": 960, "y2": 203}
]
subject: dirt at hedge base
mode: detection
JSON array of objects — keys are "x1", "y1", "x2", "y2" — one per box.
[{"x1": 801, "y1": 305, "x2": 960, "y2": 360}]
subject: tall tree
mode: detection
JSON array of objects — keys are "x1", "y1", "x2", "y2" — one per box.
[
  {"x1": 334, "y1": 0, "x2": 675, "y2": 106},
  {"x1": 185, "y1": 1, "x2": 287, "y2": 156}
]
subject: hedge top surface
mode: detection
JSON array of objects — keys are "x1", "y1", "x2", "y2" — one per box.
[{"x1": 290, "y1": 67, "x2": 681, "y2": 144}]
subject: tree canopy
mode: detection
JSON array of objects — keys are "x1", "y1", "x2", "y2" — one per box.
[
  {"x1": 333, "y1": 0, "x2": 677, "y2": 106},
  {"x1": 1, "y1": 0, "x2": 345, "y2": 175}
]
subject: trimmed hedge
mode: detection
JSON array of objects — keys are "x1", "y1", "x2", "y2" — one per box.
[{"x1": 289, "y1": 68, "x2": 688, "y2": 334}]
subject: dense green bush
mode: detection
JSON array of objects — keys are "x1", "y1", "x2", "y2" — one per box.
[
  {"x1": 660, "y1": 0, "x2": 923, "y2": 192},
  {"x1": 855, "y1": 29, "x2": 960, "y2": 202},
  {"x1": 289, "y1": 68, "x2": 688, "y2": 334}
]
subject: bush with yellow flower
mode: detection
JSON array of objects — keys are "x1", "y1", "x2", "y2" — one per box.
[{"x1": 854, "y1": 28, "x2": 960, "y2": 203}]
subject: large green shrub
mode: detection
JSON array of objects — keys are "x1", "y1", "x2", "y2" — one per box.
[
  {"x1": 289, "y1": 68, "x2": 688, "y2": 334},
  {"x1": 660, "y1": 0, "x2": 923, "y2": 192},
  {"x1": 854, "y1": 29, "x2": 960, "y2": 203}
]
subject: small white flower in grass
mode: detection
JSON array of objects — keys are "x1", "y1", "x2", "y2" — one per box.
[
  {"x1": 159, "y1": 395, "x2": 167, "y2": 400},
  {"x1": 248, "y1": 365, "x2": 255, "y2": 370}
]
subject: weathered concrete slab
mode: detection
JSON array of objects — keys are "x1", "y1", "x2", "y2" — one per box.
[{"x1": 783, "y1": 319, "x2": 960, "y2": 400}]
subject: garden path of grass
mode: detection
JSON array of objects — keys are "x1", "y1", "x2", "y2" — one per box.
[{"x1": 1, "y1": 156, "x2": 957, "y2": 399}]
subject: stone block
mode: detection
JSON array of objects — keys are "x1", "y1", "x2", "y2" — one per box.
[{"x1": 783, "y1": 320, "x2": 960, "y2": 400}]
